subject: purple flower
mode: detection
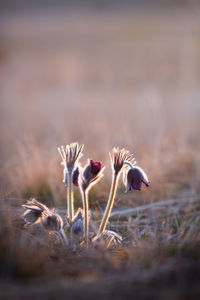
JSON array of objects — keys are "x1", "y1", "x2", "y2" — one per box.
[
  {"x1": 70, "y1": 208, "x2": 84, "y2": 237},
  {"x1": 22, "y1": 198, "x2": 49, "y2": 226},
  {"x1": 22, "y1": 199, "x2": 68, "y2": 246},
  {"x1": 43, "y1": 213, "x2": 62, "y2": 232},
  {"x1": 83, "y1": 160, "x2": 102, "y2": 180},
  {"x1": 125, "y1": 167, "x2": 150, "y2": 192},
  {"x1": 81, "y1": 159, "x2": 104, "y2": 191},
  {"x1": 23, "y1": 199, "x2": 62, "y2": 232},
  {"x1": 90, "y1": 160, "x2": 102, "y2": 175}
]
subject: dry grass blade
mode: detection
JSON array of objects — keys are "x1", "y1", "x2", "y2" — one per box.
[{"x1": 110, "y1": 197, "x2": 199, "y2": 218}]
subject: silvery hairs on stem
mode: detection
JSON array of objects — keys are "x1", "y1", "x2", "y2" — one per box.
[
  {"x1": 58, "y1": 142, "x2": 84, "y2": 183},
  {"x1": 79, "y1": 160, "x2": 105, "y2": 247},
  {"x1": 22, "y1": 199, "x2": 68, "y2": 246},
  {"x1": 97, "y1": 147, "x2": 149, "y2": 239},
  {"x1": 97, "y1": 148, "x2": 136, "y2": 235},
  {"x1": 58, "y1": 142, "x2": 84, "y2": 219}
]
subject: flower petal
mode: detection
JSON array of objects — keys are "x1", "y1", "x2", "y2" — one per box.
[{"x1": 125, "y1": 167, "x2": 150, "y2": 192}]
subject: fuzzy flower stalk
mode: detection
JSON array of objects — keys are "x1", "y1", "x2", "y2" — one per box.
[
  {"x1": 98, "y1": 148, "x2": 149, "y2": 236},
  {"x1": 22, "y1": 199, "x2": 68, "y2": 247},
  {"x1": 58, "y1": 142, "x2": 84, "y2": 220},
  {"x1": 79, "y1": 160, "x2": 104, "y2": 247}
]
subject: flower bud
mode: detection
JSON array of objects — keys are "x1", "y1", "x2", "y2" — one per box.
[
  {"x1": 42, "y1": 213, "x2": 62, "y2": 232},
  {"x1": 70, "y1": 208, "x2": 84, "y2": 237},
  {"x1": 83, "y1": 160, "x2": 101, "y2": 181},
  {"x1": 81, "y1": 159, "x2": 103, "y2": 191},
  {"x1": 93, "y1": 230, "x2": 122, "y2": 248}
]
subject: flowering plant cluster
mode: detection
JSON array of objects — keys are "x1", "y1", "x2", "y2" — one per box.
[{"x1": 22, "y1": 142, "x2": 149, "y2": 249}]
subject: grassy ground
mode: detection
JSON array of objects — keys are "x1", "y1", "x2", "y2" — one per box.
[
  {"x1": 1, "y1": 194, "x2": 200, "y2": 299},
  {"x1": 0, "y1": 4, "x2": 200, "y2": 299}
]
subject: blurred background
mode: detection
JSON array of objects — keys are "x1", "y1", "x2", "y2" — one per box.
[{"x1": 0, "y1": 0, "x2": 200, "y2": 208}]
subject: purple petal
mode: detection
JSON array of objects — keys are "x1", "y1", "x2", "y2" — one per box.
[
  {"x1": 131, "y1": 180, "x2": 142, "y2": 191},
  {"x1": 126, "y1": 167, "x2": 150, "y2": 192},
  {"x1": 72, "y1": 167, "x2": 79, "y2": 186}
]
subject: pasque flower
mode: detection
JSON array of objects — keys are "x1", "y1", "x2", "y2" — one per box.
[
  {"x1": 69, "y1": 208, "x2": 85, "y2": 249},
  {"x1": 84, "y1": 160, "x2": 102, "y2": 177},
  {"x1": 124, "y1": 166, "x2": 150, "y2": 192},
  {"x1": 93, "y1": 230, "x2": 122, "y2": 248},
  {"x1": 22, "y1": 199, "x2": 68, "y2": 246},
  {"x1": 79, "y1": 159, "x2": 104, "y2": 247},
  {"x1": 58, "y1": 142, "x2": 84, "y2": 219},
  {"x1": 97, "y1": 147, "x2": 150, "y2": 241},
  {"x1": 70, "y1": 208, "x2": 84, "y2": 238},
  {"x1": 97, "y1": 148, "x2": 135, "y2": 236},
  {"x1": 22, "y1": 198, "x2": 50, "y2": 226},
  {"x1": 110, "y1": 147, "x2": 136, "y2": 175},
  {"x1": 81, "y1": 160, "x2": 103, "y2": 191},
  {"x1": 58, "y1": 142, "x2": 84, "y2": 172}
]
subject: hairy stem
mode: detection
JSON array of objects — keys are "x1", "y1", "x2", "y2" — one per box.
[
  {"x1": 81, "y1": 189, "x2": 89, "y2": 248},
  {"x1": 124, "y1": 161, "x2": 135, "y2": 169},
  {"x1": 98, "y1": 173, "x2": 119, "y2": 235},
  {"x1": 67, "y1": 170, "x2": 74, "y2": 219},
  {"x1": 59, "y1": 229, "x2": 68, "y2": 247}
]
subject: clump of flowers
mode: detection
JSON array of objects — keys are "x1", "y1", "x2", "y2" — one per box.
[{"x1": 22, "y1": 143, "x2": 149, "y2": 250}]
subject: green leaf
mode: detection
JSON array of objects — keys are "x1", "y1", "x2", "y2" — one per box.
[
  {"x1": 176, "y1": 217, "x2": 181, "y2": 228},
  {"x1": 141, "y1": 232, "x2": 146, "y2": 239}
]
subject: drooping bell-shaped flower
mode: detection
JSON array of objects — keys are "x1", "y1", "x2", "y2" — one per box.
[{"x1": 124, "y1": 166, "x2": 150, "y2": 192}]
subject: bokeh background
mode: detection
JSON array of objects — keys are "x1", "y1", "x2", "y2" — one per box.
[
  {"x1": 0, "y1": 0, "x2": 200, "y2": 208},
  {"x1": 1, "y1": 1, "x2": 200, "y2": 299}
]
